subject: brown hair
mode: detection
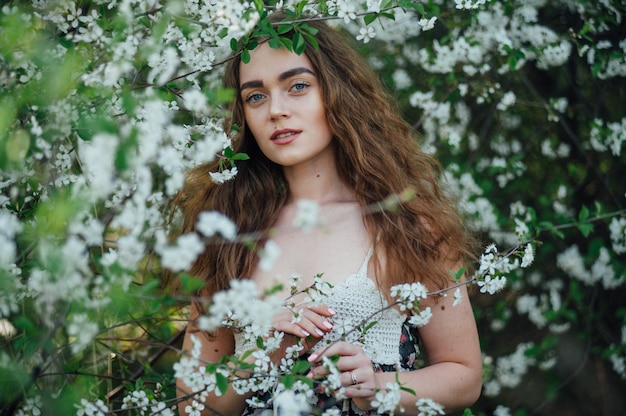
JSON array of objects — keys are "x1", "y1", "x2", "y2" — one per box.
[{"x1": 175, "y1": 12, "x2": 476, "y2": 300}]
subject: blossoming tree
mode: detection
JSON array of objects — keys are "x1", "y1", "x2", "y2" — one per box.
[{"x1": 0, "y1": 0, "x2": 625, "y2": 415}]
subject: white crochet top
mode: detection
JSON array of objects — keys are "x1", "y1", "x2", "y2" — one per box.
[{"x1": 235, "y1": 248, "x2": 407, "y2": 368}]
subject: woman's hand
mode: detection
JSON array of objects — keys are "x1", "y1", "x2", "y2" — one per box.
[
  {"x1": 306, "y1": 341, "x2": 378, "y2": 410},
  {"x1": 271, "y1": 304, "x2": 336, "y2": 353}
]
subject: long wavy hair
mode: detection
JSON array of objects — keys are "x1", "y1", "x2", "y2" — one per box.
[{"x1": 175, "y1": 12, "x2": 477, "y2": 300}]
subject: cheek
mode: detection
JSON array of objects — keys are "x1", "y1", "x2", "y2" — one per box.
[{"x1": 243, "y1": 109, "x2": 261, "y2": 133}]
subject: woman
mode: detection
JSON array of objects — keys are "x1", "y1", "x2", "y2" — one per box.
[{"x1": 176, "y1": 11, "x2": 482, "y2": 416}]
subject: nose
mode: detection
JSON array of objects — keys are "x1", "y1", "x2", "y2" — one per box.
[{"x1": 269, "y1": 94, "x2": 290, "y2": 120}]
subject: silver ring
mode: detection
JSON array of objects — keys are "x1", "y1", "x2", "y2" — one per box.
[{"x1": 350, "y1": 370, "x2": 359, "y2": 385}]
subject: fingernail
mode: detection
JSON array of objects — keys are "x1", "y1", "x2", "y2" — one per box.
[
  {"x1": 301, "y1": 329, "x2": 310, "y2": 336},
  {"x1": 315, "y1": 328, "x2": 325, "y2": 336},
  {"x1": 328, "y1": 308, "x2": 336, "y2": 315},
  {"x1": 308, "y1": 354, "x2": 318, "y2": 362},
  {"x1": 323, "y1": 320, "x2": 333, "y2": 329},
  {"x1": 306, "y1": 372, "x2": 313, "y2": 378}
]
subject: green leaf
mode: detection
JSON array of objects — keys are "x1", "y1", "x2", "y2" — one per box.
[
  {"x1": 206, "y1": 87, "x2": 235, "y2": 105},
  {"x1": 216, "y1": 372, "x2": 229, "y2": 394},
  {"x1": 277, "y1": 24, "x2": 292, "y2": 35},
  {"x1": 115, "y1": 128, "x2": 139, "y2": 172},
  {"x1": 256, "y1": 336, "x2": 265, "y2": 349},
  {"x1": 5, "y1": 128, "x2": 30, "y2": 162},
  {"x1": 252, "y1": 0, "x2": 264, "y2": 13},
  {"x1": 303, "y1": 33, "x2": 319, "y2": 51},
  {"x1": 291, "y1": 360, "x2": 312, "y2": 374},
  {"x1": 361, "y1": 320, "x2": 378, "y2": 334},
  {"x1": 280, "y1": 374, "x2": 295, "y2": 389},
  {"x1": 140, "y1": 278, "x2": 160, "y2": 295},
  {"x1": 397, "y1": 0, "x2": 425, "y2": 14},
  {"x1": 12, "y1": 315, "x2": 38, "y2": 333},
  {"x1": 296, "y1": 0, "x2": 308, "y2": 16},
  {"x1": 230, "y1": 37, "x2": 238, "y2": 52},
  {"x1": 218, "y1": 27, "x2": 229, "y2": 39},
  {"x1": 241, "y1": 49, "x2": 250, "y2": 64},
  {"x1": 578, "y1": 205, "x2": 590, "y2": 222},
  {"x1": 279, "y1": 37, "x2": 293, "y2": 52},
  {"x1": 364, "y1": 13, "x2": 378, "y2": 26},
  {"x1": 293, "y1": 31, "x2": 306, "y2": 55},
  {"x1": 318, "y1": 0, "x2": 328, "y2": 14},
  {"x1": 268, "y1": 36, "x2": 281, "y2": 49},
  {"x1": 179, "y1": 273, "x2": 206, "y2": 294},
  {"x1": 577, "y1": 222, "x2": 594, "y2": 237},
  {"x1": 231, "y1": 153, "x2": 250, "y2": 161},
  {"x1": 451, "y1": 266, "x2": 467, "y2": 281},
  {"x1": 300, "y1": 23, "x2": 318, "y2": 36}
]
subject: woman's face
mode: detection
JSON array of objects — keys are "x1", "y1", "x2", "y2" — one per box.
[{"x1": 239, "y1": 43, "x2": 334, "y2": 169}]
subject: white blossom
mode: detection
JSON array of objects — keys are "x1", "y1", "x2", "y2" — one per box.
[
  {"x1": 416, "y1": 398, "x2": 445, "y2": 416},
  {"x1": 292, "y1": 199, "x2": 320, "y2": 232},
  {"x1": 521, "y1": 243, "x2": 534, "y2": 268},
  {"x1": 408, "y1": 307, "x2": 433, "y2": 327},
  {"x1": 335, "y1": 0, "x2": 356, "y2": 24},
  {"x1": 155, "y1": 231, "x2": 205, "y2": 272},
  {"x1": 483, "y1": 343, "x2": 537, "y2": 397},
  {"x1": 67, "y1": 313, "x2": 99, "y2": 354},
  {"x1": 209, "y1": 166, "x2": 238, "y2": 184},
  {"x1": 609, "y1": 216, "x2": 626, "y2": 254},
  {"x1": 516, "y1": 294, "x2": 547, "y2": 328},
  {"x1": 496, "y1": 91, "x2": 516, "y2": 111},
  {"x1": 453, "y1": 288, "x2": 462, "y2": 306},
  {"x1": 356, "y1": 26, "x2": 376, "y2": 43},
  {"x1": 273, "y1": 388, "x2": 311, "y2": 415},
  {"x1": 184, "y1": 400, "x2": 205, "y2": 416},
  {"x1": 591, "y1": 117, "x2": 626, "y2": 156},
  {"x1": 391, "y1": 282, "x2": 428, "y2": 311},
  {"x1": 610, "y1": 353, "x2": 625, "y2": 378},
  {"x1": 418, "y1": 17, "x2": 438, "y2": 31},
  {"x1": 0, "y1": 210, "x2": 22, "y2": 268},
  {"x1": 182, "y1": 88, "x2": 209, "y2": 114},
  {"x1": 493, "y1": 405, "x2": 512, "y2": 416},
  {"x1": 78, "y1": 133, "x2": 118, "y2": 200},
  {"x1": 371, "y1": 382, "x2": 403, "y2": 414},
  {"x1": 196, "y1": 211, "x2": 237, "y2": 241},
  {"x1": 455, "y1": 0, "x2": 487, "y2": 10},
  {"x1": 259, "y1": 240, "x2": 282, "y2": 272},
  {"x1": 75, "y1": 399, "x2": 108, "y2": 416},
  {"x1": 15, "y1": 395, "x2": 42, "y2": 416},
  {"x1": 477, "y1": 275, "x2": 507, "y2": 295}
]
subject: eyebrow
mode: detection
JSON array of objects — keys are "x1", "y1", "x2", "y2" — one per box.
[{"x1": 240, "y1": 67, "x2": 316, "y2": 91}]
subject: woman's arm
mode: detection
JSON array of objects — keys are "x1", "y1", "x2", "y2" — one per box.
[
  {"x1": 176, "y1": 325, "x2": 251, "y2": 416},
  {"x1": 380, "y1": 281, "x2": 482, "y2": 412}
]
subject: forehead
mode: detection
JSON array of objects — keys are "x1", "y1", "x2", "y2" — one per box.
[{"x1": 238, "y1": 43, "x2": 315, "y2": 85}]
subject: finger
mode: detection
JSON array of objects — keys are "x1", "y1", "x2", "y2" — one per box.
[
  {"x1": 272, "y1": 308, "x2": 333, "y2": 338},
  {"x1": 305, "y1": 304, "x2": 336, "y2": 318},
  {"x1": 295, "y1": 307, "x2": 334, "y2": 337},
  {"x1": 308, "y1": 341, "x2": 361, "y2": 362},
  {"x1": 307, "y1": 354, "x2": 361, "y2": 379}
]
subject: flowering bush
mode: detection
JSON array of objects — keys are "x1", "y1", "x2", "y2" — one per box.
[{"x1": 1, "y1": 0, "x2": 625, "y2": 415}]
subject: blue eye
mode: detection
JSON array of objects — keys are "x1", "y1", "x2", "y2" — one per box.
[
  {"x1": 246, "y1": 93, "x2": 264, "y2": 103},
  {"x1": 291, "y1": 82, "x2": 309, "y2": 93}
]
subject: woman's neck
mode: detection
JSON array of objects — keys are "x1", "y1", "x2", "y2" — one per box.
[{"x1": 283, "y1": 159, "x2": 355, "y2": 204}]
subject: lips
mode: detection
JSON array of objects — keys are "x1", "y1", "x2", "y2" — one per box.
[{"x1": 271, "y1": 129, "x2": 301, "y2": 144}]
